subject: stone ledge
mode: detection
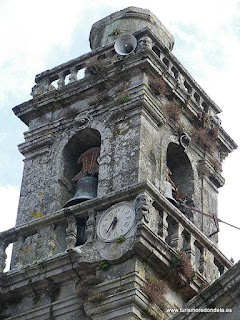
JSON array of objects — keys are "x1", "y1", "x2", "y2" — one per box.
[
  {"x1": 1, "y1": 294, "x2": 83, "y2": 320},
  {"x1": 133, "y1": 223, "x2": 207, "y2": 300},
  {"x1": 0, "y1": 181, "x2": 232, "y2": 274}
]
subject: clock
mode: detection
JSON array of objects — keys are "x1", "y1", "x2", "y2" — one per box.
[{"x1": 97, "y1": 202, "x2": 135, "y2": 242}]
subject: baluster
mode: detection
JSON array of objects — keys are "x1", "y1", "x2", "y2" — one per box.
[
  {"x1": 158, "y1": 210, "x2": 168, "y2": 241},
  {"x1": 184, "y1": 233, "x2": 196, "y2": 269},
  {"x1": 199, "y1": 97, "x2": 204, "y2": 111},
  {"x1": 40, "y1": 78, "x2": 54, "y2": 93},
  {"x1": 66, "y1": 215, "x2": 77, "y2": 250},
  {"x1": 199, "y1": 247, "x2": 207, "y2": 278},
  {"x1": 35, "y1": 229, "x2": 43, "y2": 260},
  {"x1": 176, "y1": 73, "x2": 185, "y2": 91},
  {"x1": 47, "y1": 224, "x2": 56, "y2": 257},
  {"x1": 223, "y1": 266, "x2": 228, "y2": 274},
  {"x1": 169, "y1": 222, "x2": 184, "y2": 250},
  {"x1": 69, "y1": 67, "x2": 78, "y2": 83},
  {"x1": 0, "y1": 240, "x2": 7, "y2": 273},
  {"x1": 17, "y1": 236, "x2": 25, "y2": 268},
  {"x1": 165, "y1": 60, "x2": 172, "y2": 72},
  {"x1": 57, "y1": 72, "x2": 65, "y2": 88},
  {"x1": 85, "y1": 209, "x2": 96, "y2": 244}
]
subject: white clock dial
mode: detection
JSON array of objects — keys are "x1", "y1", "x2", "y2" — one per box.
[{"x1": 97, "y1": 202, "x2": 135, "y2": 242}]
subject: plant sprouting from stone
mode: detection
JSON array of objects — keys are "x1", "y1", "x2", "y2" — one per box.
[
  {"x1": 110, "y1": 29, "x2": 121, "y2": 35},
  {"x1": 141, "y1": 268, "x2": 167, "y2": 307},
  {"x1": 76, "y1": 275, "x2": 102, "y2": 303},
  {"x1": 87, "y1": 292, "x2": 104, "y2": 303},
  {"x1": 96, "y1": 260, "x2": 110, "y2": 271},
  {"x1": 86, "y1": 57, "x2": 106, "y2": 76},
  {"x1": 149, "y1": 77, "x2": 167, "y2": 98},
  {"x1": 163, "y1": 101, "x2": 181, "y2": 123},
  {"x1": 169, "y1": 251, "x2": 193, "y2": 288},
  {"x1": 115, "y1": 236, "x2": 126, "y2": 243}
]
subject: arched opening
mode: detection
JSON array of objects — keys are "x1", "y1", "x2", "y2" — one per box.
[
  {"x1": 166, "y1": 142, "x2": 194, "y2": 200},
  {"x1": 61, "y1": 128, "x2": 101, "y2": 247},
  {"x1": 63, "y1": 128, "x2": 101, "y2": 185}
]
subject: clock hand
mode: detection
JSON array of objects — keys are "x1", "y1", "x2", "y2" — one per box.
[
  {"x1": 111, "y1": 216, "x2": 118, "y2": 230},
  {"x1": 106, "y1": 216, "x2": 118, "y2": 233},
  {"x1": 106, "y1": 222, "x2": 113, "y2": 233}
]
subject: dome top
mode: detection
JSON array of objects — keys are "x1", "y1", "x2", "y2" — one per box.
[{"x1": 89, "y1": 6, "x2": 174, "y2": 51}]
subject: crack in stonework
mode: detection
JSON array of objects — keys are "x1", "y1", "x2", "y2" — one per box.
[{"x1": 67, "y1": 250, "x2": 83, "y2": 281}]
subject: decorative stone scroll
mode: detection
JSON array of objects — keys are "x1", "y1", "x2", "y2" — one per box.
[
  {"x1": 135, "y1": 193, "x2": 154, "y2": 223},
  {"x1": 179, "y1": 132, "x2": 191, "y2": 149},
  {"x1": 137, "y1": 36, "x2": 153, "y2": 52}
]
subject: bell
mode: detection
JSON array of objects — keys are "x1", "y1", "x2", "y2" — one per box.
[
  {"x1": 164, "y1": 181, "x2": 178, "y2": 207},
  {"x1": 64, "y1": 175, "x2": 98, "y2": 207}
]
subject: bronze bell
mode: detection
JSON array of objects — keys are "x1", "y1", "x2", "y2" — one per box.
[
  {"x1": 64, "y1": 147, "x2": 100, "y2": 208},
  {"x1": 64, "y1": 173, "x2": 98, "y2": 207},
  {"x1": 164, "y1": 181, "x2": 178, "y2": 207}
]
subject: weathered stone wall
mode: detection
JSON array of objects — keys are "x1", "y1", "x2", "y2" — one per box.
[
  {"x1": 89, "y1": 6, "x2": 175, "y2": 51},
  {"x1": 4, "y1": 7, "x2": 237, "y2": 319}
]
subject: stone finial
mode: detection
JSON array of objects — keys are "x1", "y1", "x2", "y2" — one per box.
[{"x1": 89, "y1": 7, "x2": 174, "y2": 51}]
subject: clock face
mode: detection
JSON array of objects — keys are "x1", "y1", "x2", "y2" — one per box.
[{"x1": 97, "y1": 202, "x2": 135, "y2": 242}]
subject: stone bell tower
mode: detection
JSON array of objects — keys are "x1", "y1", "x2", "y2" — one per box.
[{"x1": 0, "y1": 7, "x2": 237, "y2": 320}]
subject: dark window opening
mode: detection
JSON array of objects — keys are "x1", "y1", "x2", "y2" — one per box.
[
  {"x1": 184, "y1": 81, "x2": 192, "y2": 94},
  {"x1": 163, "y1": 57, "x2": 169, "y2": 67},
  {"x1": 63, "y1": 128, "x2": 101, "y2": 185},
  {"x1": 152, "y1": 46, "x2": 161, "y2": 57},
  {"x1": 171, "y1": 66, "x2": 179, "y2": 79},
  {"x1": 166, "y1": 143, "x2": 194, "y2": 200},
  {"x1": 194, "y1": 92, "x2": 200, "y2": 103},
  {"x1": 76, "y1": 217, "x2": 87, "y2": 246}
]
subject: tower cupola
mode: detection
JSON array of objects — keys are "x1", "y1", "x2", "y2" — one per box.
[{"x1": 89, "y1": 6, "x2": 174, "y2": 51}]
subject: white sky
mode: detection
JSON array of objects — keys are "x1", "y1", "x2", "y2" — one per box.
[{"x1": 0, "y1": 0, "x2": 240, "y2": 264}]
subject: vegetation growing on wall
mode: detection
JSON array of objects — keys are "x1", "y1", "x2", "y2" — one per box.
[
  {"x1": 86, "y1": 57, "x2": 107, "y2": 76},
  {"x1": 169, "y1": 251, "x2": 194, "y2": 288},
  {"x1": 76, "y1": 275, "x2": 103, "y2": 304},
  {"x1": 163, "y1": 101, "x2": 181, "y2": 123},
  {"x1": 149, "y1": 77, "x2": 167, "y2": 98},
  {"x1": 96, "y1": 260, "x2": 110, "y2": 271},
  {"x1": 141, "y1": 267, "x2": 168, "y2": 309}
]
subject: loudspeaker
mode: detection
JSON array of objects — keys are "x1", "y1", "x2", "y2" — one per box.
[{"x1": 114, "y1": 34, "x2": 137, "y2": 55}]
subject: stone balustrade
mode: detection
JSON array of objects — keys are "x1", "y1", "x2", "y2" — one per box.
[
  {"x1": 0, "y1": 181, "x2": 231, "y2": 285},
  {"x1": 30, "y1": 43, "x2": 114, "y2": 97},
  {"x1": 30, "y1": 27, "x2": 221, "y2": 120}
]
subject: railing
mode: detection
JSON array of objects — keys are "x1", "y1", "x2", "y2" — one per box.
[
  {"x1": 158, "y1": 209, "x2": 226, "y2": 282},
  {"x1": 30, "y1": 43, "x2": 115, "y2": 97},
  {"x1": 17, "y1": 27, "x2": 237, "y2": 153},
  {"x1": 0, "y1": 182, "x2": 231, "y2": 285},
  {"x1": 30, "y1": 27, "x2": 221, "y2": 117}
]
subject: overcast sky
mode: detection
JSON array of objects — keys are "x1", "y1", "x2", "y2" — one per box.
[{"x1": 0, "y1": 0, "x2": 240, "y2": 265}]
